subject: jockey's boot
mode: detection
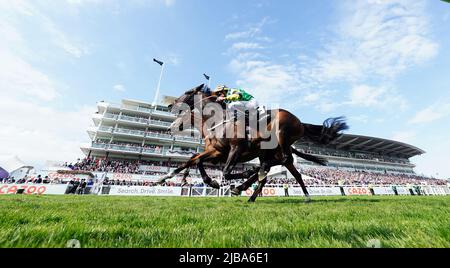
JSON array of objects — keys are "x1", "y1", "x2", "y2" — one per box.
[{"x1": 244, "y1": 110, "x2": 252, "y2": 147}]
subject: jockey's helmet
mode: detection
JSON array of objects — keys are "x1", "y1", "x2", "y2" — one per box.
[{"x1": 213, "y1": 85, "x2": 228, "y2": 94}]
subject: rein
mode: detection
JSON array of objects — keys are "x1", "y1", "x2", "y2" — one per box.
[{"x1": 192, "y1": 95, "x2": 216, "y2": 107}]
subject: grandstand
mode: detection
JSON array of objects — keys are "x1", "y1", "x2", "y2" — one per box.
[{"x1": 78, "y1": 98, "x2": 438, "y2": 186}]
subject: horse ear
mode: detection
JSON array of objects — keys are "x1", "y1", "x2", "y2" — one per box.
[{"x1": 195, "y1": 84, "x2": 205, "y2": 92}]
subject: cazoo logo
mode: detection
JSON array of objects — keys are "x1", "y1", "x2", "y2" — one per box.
[
  {"x1": 0, "y1": 185, "x2": 47, "y2": 195},
  {"x1": 346, "y1": 187, "x2": 370, "y2": 195},
  {"x1": 244, "y1": 188, "x2": 278, "y2": 196}
]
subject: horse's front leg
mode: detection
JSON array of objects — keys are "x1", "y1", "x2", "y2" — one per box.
[
  {"x1": 159, "y1": 152, "x2": 202, "y2": 183},
  {"x1": 222, "y1": 144, "x2": 243, "y2": 181},
  {"x1": 197, "y1": 158, "x2": 221, "y2": 189},
  {"x1": 180, "y1": 168, "x2": 190, "y2": 186}
]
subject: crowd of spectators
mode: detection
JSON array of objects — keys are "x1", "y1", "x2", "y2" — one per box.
[
  {"x1": 68, "y1": 158, "x2": 142, "y2": 174},
  {"x1": 298, "y1": 167, "x2": 447, "y2": 186},
  {"x1": 92, "y1": 139, "x2": 198, "y2": 156},
  {"x1": 61, "y1": 158, "x2": 448, "y2": 186},
  {"x1": 2, "y1": 158, "x2": 447, "y2": 188},
  {"x1": 65, "y1": 158, "x2": 188, "y2": 174},
  {"x1": 0, "y1": 175, "x2": 59, "y2": 184},
  {"x1": 298, "y1": 148, "x2": 409, "y2": 165}
]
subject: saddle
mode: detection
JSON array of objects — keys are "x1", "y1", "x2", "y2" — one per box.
[{"x1": 207, "y1": 107, "x2": 272, "y2": 135}]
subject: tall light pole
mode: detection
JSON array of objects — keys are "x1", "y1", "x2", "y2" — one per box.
[{"x1": 152, "y1": 58, "x2": 165, "y2": 107}]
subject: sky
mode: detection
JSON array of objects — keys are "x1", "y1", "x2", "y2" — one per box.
[{"x1": 0, "y1": 0, "x2": 449, "y2": 178}]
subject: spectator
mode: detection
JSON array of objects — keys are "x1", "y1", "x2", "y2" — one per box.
[{"x1": 283, "y1": 183, "x2": 289, "y2": 197}]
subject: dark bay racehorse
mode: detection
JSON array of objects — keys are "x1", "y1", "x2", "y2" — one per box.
[{"x1": 160, "y1": 84, "x2": 348, "y2": 202}]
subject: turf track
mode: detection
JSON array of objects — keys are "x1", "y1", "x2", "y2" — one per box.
[{"x1": 0, "y1": 195, "x2": 448, "y2": 248}]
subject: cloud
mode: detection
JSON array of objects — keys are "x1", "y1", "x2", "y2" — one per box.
[
  {"x1": 66, "y1": 0, "x2": 175, "y2": 7},
  {"x1": 167, "y1": 54, "x2": 181, "y2": 66},
  {"x1": 347, "y1": 84, "x2": 408, "y2": 110},
  {"x1": 315, "y1": 0, "x2": 438, "y2": 81},
  {"x1": 413, "y1": 142, "x2": 450, "y2": 178},
  {"x1": 391, "y1": 131, "x2": 416, "y2": 143},
  {"x1": 0, "y1": 97, "x2": 94, "y2": 165},
  {"x1": 43, "y1": 18, "x2": 90, "y2": 58},
  {"x1": 225, "y1": 17, "x2": 272, "y2": 40},
  {"x1": 349, "y1": 115, "x2": 369, "y2": 124},
  {"x1": 349, "y1": 85, "x2": 386, "y2": 107},
  {"x1": 225, "y1": 0, "x2": 437, "y2": 115},
  {"x1": 0, "y1": 0, "x2": 89, "y2": 58},
  {"x1": 409, "y1": 101, "x2": 450, "y2": 124},
  {"x1": 230, "y1": 42, "x2": 264, "y2": 51},
  {"x1": 229, "y1": 59, "x2": 299, "y2": 105},
  {"x1": 163, "y1": 0, "x2": 175, "y2": 7},
  {"x1": 0, "y1": 0, "x2": 94, "y2": 166},
  {"x1": 113, "y1": 84, "x2": 126, "y2": 92},
  {"x1": 0, "y1": 49, "x2": 59, "y2": 101}
]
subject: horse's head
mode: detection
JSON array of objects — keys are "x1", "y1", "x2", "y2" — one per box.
[
  {"x1": 168, "y1": 84, "x2": 214, "y2": 133},
  {"x1": 168, "y1": 84, "x2": 208, "y2": 111}
]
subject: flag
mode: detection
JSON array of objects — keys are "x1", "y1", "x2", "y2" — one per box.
[
  {"x1": 203, "y1": 73, "x2": 210, "y2": 80},
  {"x1": 153, "y1": 58, "x2": 164, "y2": 66}
]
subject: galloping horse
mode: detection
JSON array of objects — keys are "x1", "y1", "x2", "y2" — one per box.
[{"x1": 160, "y1": 84, "x2": 348, "y2": 202}]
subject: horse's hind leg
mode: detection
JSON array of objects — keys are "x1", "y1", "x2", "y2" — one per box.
[
  {"x1": 248, "y1": 177, "x2": 267, "y2": 203},
  {"x1": 248, "y1": 161, "x2": 271, "y2": 202},
  {"x1": 285, "y1": 162, "x2": 311, "y2": 203},
  {"x1": 231, "y1": 167, "x2": 260, "y2": 196},
  {"x1": 277, "y1": 129, "x2": 294, "y2": 166}
]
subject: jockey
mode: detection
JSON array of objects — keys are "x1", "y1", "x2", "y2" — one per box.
[
  {"x1": 214, "y1": 85, "x2": 260, "y2": 119},
  {"x1": 210, "y1": 85, "x2": 266, "y2": 133}
]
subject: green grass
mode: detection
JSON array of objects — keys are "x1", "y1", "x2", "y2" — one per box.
[{"x1": 0, "y1": 195, "x2": 449, "y2": 248}]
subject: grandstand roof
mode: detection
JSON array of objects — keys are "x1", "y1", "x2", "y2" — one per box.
[{"x1": 297, "y1": 134, "x2": 425, "y2": 158}]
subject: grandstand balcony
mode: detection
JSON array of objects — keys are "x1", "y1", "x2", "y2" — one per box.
[
  {"x1": 82, "y1": 142, "x2": 197, "y2": 160},
  {"x1": 88, "y1": 124, "x2": 203, "y2": 147},
  {"x1": 113, "y1": 127, "x2": 146, "y2": 137},
  {"x1": 98, "y1": 112, "x2": 173, "y2": 130},
  {"x1": 97, "y1": 100, "x2": 177, "y2": 120}
]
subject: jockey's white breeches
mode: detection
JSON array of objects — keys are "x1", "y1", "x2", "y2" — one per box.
[{"x1": 227, "y1": 99, "x2": 259, "y2": 119}]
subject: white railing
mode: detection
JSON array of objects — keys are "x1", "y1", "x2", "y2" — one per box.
[
  {"x1": 114, "y1": 128, "x2": 146, "y2": 136},
  {"x1": 95, "y1": 125, "x2": 202, "y2": 145},
  {"x1": 119, "y1": 114, "x2": 148, "y2": 124},
  {"x1": 146, "y1": 132, "x2": 173, "y2": 140},
  {"x1": 109, "y1": 144, "x2": 141, "y2": 153},
  {"x1": 149, "y1": 119, "x2": 171, "y2": 127},
  {"x1": 142, "y1": 148, "x2": 164, "y2": 155},
  {"x1": 175, "y1": 136, "x2": 201, "y2": 143},
  {"x1": 104, "y1": 113, "x2": 118, "y2": 120},
  {"x1": 98, "y1": 126, "x2": 114, "y2": 132}
]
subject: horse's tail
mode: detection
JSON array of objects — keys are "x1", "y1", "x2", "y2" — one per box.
[
  {"x1": 302, "y1": 117, "x2": 349, "y2": 145},
  {"x1": 291, "y1": 147, "x2": 328, "y2": 166}
]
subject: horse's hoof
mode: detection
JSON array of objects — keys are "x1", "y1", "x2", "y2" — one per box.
[
  {"x1": 209, "y1": 180, "x2": 220, "y2": 189},
  {"x1": 248, "y1": 199, "x2": 255, "y2": 203},
  {"x1": 231, "y1": 188, "x2": 241, "y2": 196},
  {"x1": 304, "y1": 196, "x2": 312, "y2": 203}
]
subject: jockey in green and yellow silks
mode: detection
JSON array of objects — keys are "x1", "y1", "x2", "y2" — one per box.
[{"x1": 213, "y1": 85, "x2": 260, "y2": 119}]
